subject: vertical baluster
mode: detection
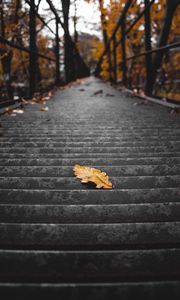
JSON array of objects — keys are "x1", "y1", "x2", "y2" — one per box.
[
  {"x1": 113, "y1": 35, "x2": 117, "y2": 84},
  {"x1": 107, "y1": 41, "x2": 113, "y2": 83},
  {"x1": 55, "y1": 17, "x2": 60, "y2": 85},
  {"x1": 144, "y1": 0, "x2": 153, "y2": 95},
  {"x1": 121, "y1": 16, "x2": 127, "y2": 86},
  {"x1": 29, "y1": 0, "x2": 37, "y2": 97}
]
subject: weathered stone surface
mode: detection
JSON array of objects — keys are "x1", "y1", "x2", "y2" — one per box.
[
  {"x1": 0, "y1": 77, "x2": 180, "y2": 297},
  {"x1": 0, "y1": 249, "x2": 180, "y2": 281},
  {"x1": 0, "y1": 222, "x2": 180, "y2": 248},
  {"x1": 0, "y1": 282, "x2": 180, "y2": 300},
  {"x1": 0, "y1": 203, "x2": 180, "y2": 223},
  {"x1": 1, "y1": 188, "x2": 180, "y2": 204}
]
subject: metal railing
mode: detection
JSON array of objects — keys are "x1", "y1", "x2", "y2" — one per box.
[
  {"x1": 95, "y1": 0, "x2": 180, "y2": 99},
  {"x1": 0, "y1": 0, "x2": 89, "y2": 104}
]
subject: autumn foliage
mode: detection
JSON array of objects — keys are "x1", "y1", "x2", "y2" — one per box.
[
  {"x1": 87, "y1": 0, "x2": 180, "y2": 101},
  {"x1": 0, "y1": 0, "x2": 55, "y2": 100},
  {"x1": 1, "y1": 0, "x2": 179, "y2": 102}
]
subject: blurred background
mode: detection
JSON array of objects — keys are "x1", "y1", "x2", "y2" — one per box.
[{"x1": 0, "y1": 0, "x2": 180, "y2": 104}]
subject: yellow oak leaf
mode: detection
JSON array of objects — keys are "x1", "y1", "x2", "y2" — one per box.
[{"x1": 73, "y1": 164, "x2": 113, "y2": 189}]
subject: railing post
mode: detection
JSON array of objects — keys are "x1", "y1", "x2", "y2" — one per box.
[
  {"x1": 55, "y1": 17, "x2": 60, "y2": 85},
  {"x1": 144, "y1": 0, "x2": 153, "y2": 95},
  {"x1": 121, "y1": 16, "x2": 127, "y2": 86},
  {"x1": 29, "y1": 0, "x2": 37, "y2": 98},
  {"x1": 107, "y1": 41, "x2": 113, "y2": 82},
  {"x1": 113, "y1": 35, "x2": 117, "y2": 84}
]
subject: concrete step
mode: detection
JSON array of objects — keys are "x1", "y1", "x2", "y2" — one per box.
[
  {"x1": 0, "y1": 249, "x2": 180, "y2": 281},
  {"x1": 1, "y1": 165, "x2": 180, "y2": 177},
  {"x1": 1, "y1": 137, "x2": 180, "y2": 143},
  {"x1": 0, "y1": 282, "x2": 180, "y2": 300},
  {"x1": 0, "y1": 203, "x2": 179, "y2": 223},
  {"x1": 1, "y1": 76, "x2": 180, "y2": 296},
  {"x1": 2, "y1": 134, "x2": 180, "y2": 140},
  {"x1": 2, "y1": 127, "x2": 180, "y2": 133},
  {"x1": 1, "y1": 136, "x2": 179, "y2": 144},
  {"x1": 1, "y1": 157, "x2": 180, "y2": 166},
  {"x1": 0, "y1": 222, "x2": 180, "y2": 249},
  {"x1": 0, "y1": 144, "x2": 179, "y2": 153},
  {"x1": 0, "y1": 148, "x2": 179, "y2": 157},
  {"x1": 1, "y1": 152, "x2": 180, "y2": 159},
  {"x1": 0, "y1": 175, "x2": 179, "y2": 190},
  {"x1": 0, "y1": 188, "x2": 179, "y2": 205}
]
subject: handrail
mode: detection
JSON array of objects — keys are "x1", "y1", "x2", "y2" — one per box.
[
  {"x1": 96, "y1": 0, "x2": 132, "y2": 72},
  {"x1": 0, "y1": 36, "x2": 56, "y2": 61},
  {"x1": 95, "y1": 0, "x2": 179, "y2": 99},
  {"x1": 126, "y1": 41, "x2": 180, "y2": 61},
  {"x1": 95, "y1": 0, "x2": 155, "y2": 74},
  {"x1": 0, "y1": 0, "x2": 89, "y2": 101}
]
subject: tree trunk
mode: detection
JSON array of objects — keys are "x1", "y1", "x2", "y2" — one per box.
[
  {"x1": 73, "y1": 0, "x2": 78, "y2": 44},
  {"x1": 61, "y1": 0, "x2": 76, "y2": 82},
  {"x1": 99, "y1": 0, "x2": 108, "y2": 48},
  {"x1": 0, "y1": 0, "x2": 5, "y2": 37},
  {"x1": 98, "y1": 0, "x2": 113, "y2": 81},
  {"x1": 0, "y1": 0, "x2": 13, "y2": 99},
  {"x1": 29, "y1": 0, "x2": 37, "y2": 97}
]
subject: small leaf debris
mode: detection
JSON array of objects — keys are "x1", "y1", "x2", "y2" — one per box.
[
  {"x1": 91, "y1": 89, "x2": 103, "y2": 97},
  {"x1": 170, "y1": 107, "x2": 180, "y2": 115},
  {"x1": 3, "y1": 107, "x2": 24, "y2": 116},
  {"x1": 31, "y1": 99, "x2": 46, "y2": 105},
  {"x1": 106, "y1": 93, "x2": 115, "y2": 97},
  {"x1": 39, "y1": 106, "x2": 49, "y2": 111},
  {"x1": 12, "y1": 108, "x2": 24, "y2": 114}
]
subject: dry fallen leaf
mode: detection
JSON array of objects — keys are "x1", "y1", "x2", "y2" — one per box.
[
  {"x1": 106, "y1": 93, "x2": 115, "y2": 97},
  {"x1": 31, "y1": 98, "x2": 46, "y2": 105},
  {"x1": 39, "y1": 106, "x2": 49, "y2": 111},
  {"x1": 170, "y1": 107, "x2": 180, "y2": 114},
  {"x1": 48, "y1": 91, "x2": 52, "y2": 97},
  {"x1": 91, "y1": 90, "x2": 103, "y2": 97},
  {"x1": 21, "y1": 98, "x2": 29, "y2": 105},
  {"x1": 42, "y1": 96, "x2": 50, "y2": 101},
  {"x1": 73, "y1": 164, "x2": 113, "y2": 189},
  {"x1": 3, "y1": 106, "x2": 24, "y2": 116},
  {"x1": 133, "y1": 101, "x2": 148, "y2": 106},
  {"x1": 31, "y1": 100, "x2": 38, "y2": 104},
  {"x1": 5, "y1": 107, "x2": 12, "y2": 114},
  {"x1": 139, "y1": 91, "x2": 145, "y2": 97},
  {"x1": 12, "y1": 109, "x2": 24, "y2": 114},
  {"x1": 133, "y1": 89, "x2": 138, "y2": 94},
  {"x1": 13, "y1": 96, "x2": 20, "y2": 101}
]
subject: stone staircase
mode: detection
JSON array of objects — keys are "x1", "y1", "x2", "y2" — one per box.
[{"x1": 0, "y1": 77, "x2": 180, "y2": 299}]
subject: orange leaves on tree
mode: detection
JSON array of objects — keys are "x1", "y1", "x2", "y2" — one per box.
[{"x1": 73, "y1": 164, "x2": 113, "y2": 189}]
